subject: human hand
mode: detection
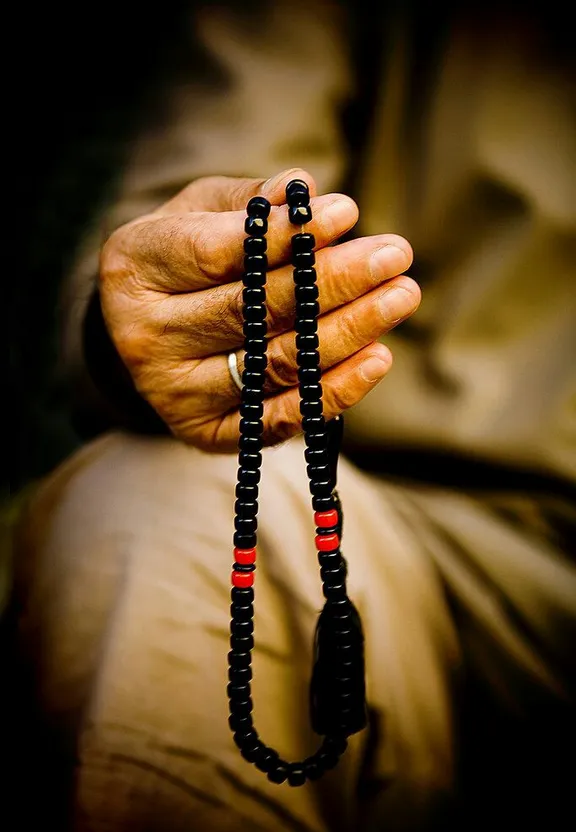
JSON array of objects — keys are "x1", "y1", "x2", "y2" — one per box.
[{"x1": 99, "y1": 168, "x2": 419, "y2": 451}]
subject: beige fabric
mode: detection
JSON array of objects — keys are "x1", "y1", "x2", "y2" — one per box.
[{"x1": 14, "y1": 432, "x2": 575, "y2": 830}]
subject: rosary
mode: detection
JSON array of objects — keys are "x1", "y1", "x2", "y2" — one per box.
[{"x1": 228, "y1": 180, "x2": 367, "y2": 786}]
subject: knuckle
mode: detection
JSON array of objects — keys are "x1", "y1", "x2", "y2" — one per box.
[
  {"x1": 326, "y1": 380, "x2": 358, "y2": 414},
  {"x1": 265, "y1": 343, "x2": 297, "y2": 389},
  {"x1": 262, "y1": 405, "x2": 298, "y2": 447},
  {"x1": 335, "y1": 307, "x2": 362, "y2": 348}
]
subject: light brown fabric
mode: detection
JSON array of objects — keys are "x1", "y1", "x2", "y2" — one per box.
[{"x1": 15, "y1": 432, "x2": 575, "y2": 830}]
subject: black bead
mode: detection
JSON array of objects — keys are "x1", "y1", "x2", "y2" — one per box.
[
  {"x1": 287, "y1": 765, "x2": 306, "y2": 787},
  {"x1": 312, "y1": 494, "x2": 334, "y2": 511},
  {"x1": 247, "y1": 196, "x2": 271, "y2": 218},
  {"x1": 242, "y1": 304, "x2": 266, "y2": 322},
  {"x1": 237, "y1": 468, "x2": 261, "y2": 485},
  {"x1": 244, "y1": 215, "x2": 268, "y2": 235},
  {"x1": 310, "y1": 479, "x2": 334, "y2": 498},
  {"x1": 292, "y1": 251, "x2": 316, "y2": 269},
  {"x1": 237, "y1": 452, "x2": 262, "y2": 471},
  {"x1": 316, "y1": 524, "x2": 339, "y2": 536},
  {"x1": 244, "y1": 254, "x2": 267, "y2": 273},
  {"x1": 238, "y1": 436, "x2": 261, "y2": 454},
  {"x1": 305, "y1": 446, "x2": 328, "y2": 465},
  {"x1": 305, "y1": 433, "x2": 328, "y2": 451},
  {"x1": 297, "y1": 351, "x2": 320, "y2": 369},
  {"x1": 254, "y1": 747, "x2": 280, "y2": 773},
  {"x1": 241, "y1": 387, "x2": 265, "y2": 405},
  {"x1": 243, "y1": 286, "x2": 266, "y2": 305},
  {"x1": 230, "y1": 602, "x2": 254, "y2": 621},
  {"x1": 230, "y1": 633, "x2": 254, "y2": 651},
  {"x1": 228, "y1": 650, "x2": 251, "y2": 668},
  {"x1": 291, "y1": 232, "x2": 315, "y2": 253},
  {"x1": 239, "y1": 400, "x2": 264, "y2": 419},
  {"x1": 242, "y1": 370, "x2": 266, "y2": 390},
  {"x1": 296, "y1": 334, "x2": 319, "y2": 352},
  {"x1": 300, "y1": 386, "x2": 324, "y2": 404},
  {"x1": 228, "y1": 666, "x2": 252, "y2": 684},
  {"x1": 293, "y1": 268, "x2": 317, "y2": 286},
  {"x1": 243, "y1": 320, "x2": 267, "y2": 339},
  {"x1": 241, "y1": 742, "x2": 263, "y2": 763},
  {"x1": 243, "y1": 353, "x2": 267, "y2": 373},
  {"x1": 295, "y1": 284, "x2": 319, "y2": 303},
  {"x1": 286, "y1": 178, "x2": 309, "y2": 197},
  {"x1": 296, "y1": 300, "x2": 320, "y2": 318},
  {"x1": 316, "y1": 749, "x2": 339, "y2": 771},
  {"x1": 320, "y1": 564, "x2": 347, "y2": 583},
  {"x1": 303, "y1": 757, "x2": 323, "y2": 781},
  {"x1": 243, "y1": 337, "x2": 267, "y2": 355},
  {"x1": 234, "y1": 486, "x2": 258, "y2": 506},
  {"x1": 267, "y1": 762, "x2": 289, "y2": 784},
  {"x1": 243, "y1": 236, "x2": 267, "y2": 255},
  {"x1": 231, "y1": 587, "x2": 254, "y2": 604},
  {"x1": 323, "y1": 582, "x2": 347, "y2": 599},
  {"x1": 300, "y1": 400, "x2": 323, "y2": 418},
  {"x1": 228, "y1": 713, "x2": 253, "y2": 733},
  {"x1": 233, "y1": 728, "x2": 257, "y2": 749},
  {"x1": 286, "y1": 187, "x2": 310, "y2": 207},
  {"x1": 232, "y1": 561, "x2": 255, "y2": 574},
  {"x1": 227, "y1": 682, "x2": 251, "y2": 699},
  {"x1": 289, "y1": 204, "x2": 313, "y2": 225},
  {"x1": 239, "y1": 419, "x2": 263, "y2": 437},
  {"x1": 243, "y1": 271, "x2": 266, "y2": 288},
  {"x1": 306, "y1": 463, "x2": 331, "y2": 480},
  {"x1": 233, "y1": 531, "x2": 257, "y2": 548},
  {"x1": 294, "y1": 317, "x2": 318, "y2": 335},
  {"x1": 230, "y1": 619, "x2": 254, "y2": 637},
  {"x1": 324, "y1": 736, "x2": 348, "y2": 755},
  {"x1": 241, "y1": 371, "x2": 265, "y2": 393},
  {"x1": 228, "y1": 696, "x2": 253, "y2": 715},
  {"x1": 318, "y1": 550, "x2": 342, "y2": 568},
  {"x1": 302, "y1": 415, "x2": 325, "y2": 433},
  {"x1": 234, "y1": 516, "x2": 257, "y2": 535}
]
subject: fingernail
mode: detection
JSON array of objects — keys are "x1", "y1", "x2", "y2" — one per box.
[
  {"x1": 360, "y1": 353, "x2": 391, "y2": 383},
  {"x1": 378, "y1": 279, "x2": 419, "y2": 322},
  {"x1": 369, "y1": 245, "x2": 410, "y2": 280}
]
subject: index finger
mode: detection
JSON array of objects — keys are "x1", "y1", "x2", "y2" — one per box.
[
  {"x1": 114, "y1": 191, "x2": 358, "y2": 294},
  {"x1": 153, "y1": 167, "x2": 318, "y2": 215}
]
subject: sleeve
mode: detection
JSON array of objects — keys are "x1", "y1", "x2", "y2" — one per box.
[{"x1": 60, "y1": 1, "x2": 353, "y2": 437}]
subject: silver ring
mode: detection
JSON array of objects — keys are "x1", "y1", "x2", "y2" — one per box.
[{"x1": 227, "y1": 351, "x2": 243, "y2": 393}]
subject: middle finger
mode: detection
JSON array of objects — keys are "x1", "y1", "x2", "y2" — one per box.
[{"x1": 159, "y1": 233, "x2": 413, "y2": 357}]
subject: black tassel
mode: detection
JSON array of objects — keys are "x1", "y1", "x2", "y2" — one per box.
[{"x1": 310, "y1": 597, "x2": 367, "y2": 736}]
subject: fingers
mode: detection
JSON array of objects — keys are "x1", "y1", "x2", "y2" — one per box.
[
  {"x1": 180, "y1": 273, "x2": 420, "y2": 415},
  {"x1": 182, "y1": 342, "x2": 395, "y2": 452},
  {"x1": 160, "y1": 235, "x2": 414, "y2": 358},
  {"x1": 108, "y1": 192, "x2": 358, "y2": 294},
  {"x1": 153, "y1": 168, "x2": 318, "y2": 215}
]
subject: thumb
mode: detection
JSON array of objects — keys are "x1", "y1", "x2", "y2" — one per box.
[{"x1": 152, "y1": 167, "x2": 318, "y2": 216}]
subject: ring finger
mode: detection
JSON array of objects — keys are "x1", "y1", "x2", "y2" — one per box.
[{"x1": 183, "y1": 272, "x2": 420, "y2": 413}]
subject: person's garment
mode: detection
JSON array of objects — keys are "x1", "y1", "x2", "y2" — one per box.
[
  {"x1": 62, "y1": 2, "x2": 576, "y2": 487},
  {"x1": 13, "y1": 433, "x2": 576, "y2": 830}
]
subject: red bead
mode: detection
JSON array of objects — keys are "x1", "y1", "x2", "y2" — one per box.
[
  {"x1": 234, "y1": 547, "x2": 256, "y2": 565},
  {"x1": 314, "y1": 510, "x2": 338, "y2": 528},
  {"x1": 315, "y1": 533, "x2": 340, "y2": 552},
  {"x1": 232, "y1": 571, "x2": 254, "y2": 588}
]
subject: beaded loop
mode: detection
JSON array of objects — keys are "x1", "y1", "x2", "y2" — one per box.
[{"x1": 229, "y1": 182, "x2": 366, "y2": 786}]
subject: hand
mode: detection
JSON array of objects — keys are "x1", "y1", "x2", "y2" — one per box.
[{"x1": 99, "y1": 168, "x2": 419, "y2": 451}]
